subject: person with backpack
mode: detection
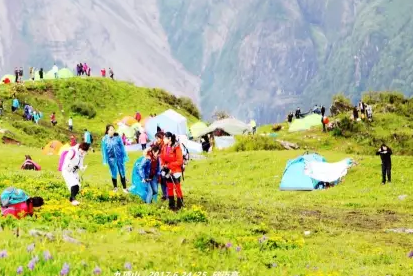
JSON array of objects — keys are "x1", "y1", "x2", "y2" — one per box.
[
  {"x1": 160, "y1": 132, "x2": 184, "y2": 210},
  {"x1": 101, "y1": 125, "x2": 129, "y2": 193},
  {"x1": 60, "y1": 143, "x2": 90, "y2": 206},
  {"x1": 376, "y1": 144, "x2": 392, "y2": 185},
  {"x1": 129, "y1": 146, "x2": 161, "y2": 204},
  {"x1": 1, "y1": 187, "x2": 44, "y2": 219}
]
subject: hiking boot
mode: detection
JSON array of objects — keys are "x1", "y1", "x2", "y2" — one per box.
[
  {"x1": 381, "y1": 183, "x2": 385, "y2": 185},
  {"x1": 112, "y1": 178, "x2": 118, "y2": 189},
  {"x1": 168, "y1": 196, "x2": 176, "y2": 210},
  {"x1": 177, "y1": 198, "x2": 184, "y2": 210},
  {"x1": 122, "y1": 189, "x2": 129, "y2": 194},
  {"x1": 71, "y1": 200, "x2": 80, "y2": 206},
  {"x1": 120, "y1": 177, "x2": 127, "y2": 189},
  {"x1": 113, "y1": 188, "x2": 118, "y2": 193}
]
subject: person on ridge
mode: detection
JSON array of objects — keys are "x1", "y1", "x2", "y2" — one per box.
[
  {"x1": 353, "y1": 106, "x2": 359, "y2": 121},
  {"x1": 52, "y1": 63, "x2": 59, "y2": 79},
  {"x1": 12, "y1": 97, "x2": 20, "y2": 113},
  {"x1": 295, "y1": 107, "x2": 301, "y2": 119},
  {"x1": 68, "y1": 117, "x2": 73, "y2": 132},
  {"x1": 61, "y1": 143, "x2": 90, "y2": 206},
  {"x1": 376, "y1": 144, "x2": 392, "y2": 185},
  {"x1": 109, "y1": 68, "x2": 114, "y2": 80},
  {"x1": 160, "y1": 132, "x2": 184, "y2": 210},
  {"x1": 18, "y1": 67, "x2": 24, "y2": 83},
  {"x1": 101, "y1": 125, "x2": 129, "y2": 193},
  {"x1": 101, "y1": 68, "x2": 106, "y2": 77},
  {"x1": 14, "y1": 67, "x2": 19, "y2": 83},
  {"x1": 129, "y1": 146, "x2": 161, "y2": 204},
  {"x1": 39, "y1": 68, "x2": 44, "y2": 81}
]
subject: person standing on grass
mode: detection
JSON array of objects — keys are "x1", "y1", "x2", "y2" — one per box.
[
  {"x1": 376, "y1": 144, "x2": 392, "y2": 185},
  {"x1": 18, "y1": 67, "x2": 23, "y2": 83},
  {"x1": 53, "y1": 63, "x2": 59, "y2": 79},
  {"x1": 14, "y1": 67, "x2": 19, "y2": 83},
  {"x1": 50, "y1": 112, "x2": 57, "y2": 126},
  {"x1": 109, "y1": 68, "x2": 114, "y2": 80},
  {"x1": 130, "y1": 146, "x2": 161, "y2": 204},
  {"x1": 153, "y1": 132, "x2": 168, "y2": 200},
  {"x1": 61, "y1": 143, "x2": 90, "y2": 206},
  {"x1": 0, "y1": 98, "x2": 3, "y2": 116},
  {"x1": 139, "y1": 131, "x2": 148, "y2": 150},
  {"x1": 70, "y1": 135, "x2": 77, "y2": 147},
  {"x1": 68, "y1": 117, "x2": 73, "y2": 132},
  {"x1": 101, "y1": 125, "x2": 129, "y2": 193},
  {"x1": 101, "y1": 68, "x2": 106, "y2": 77},
  {"x1": 83, "y1": 129, "x2": 91, "y2": 145},
  {"x1": 160, "y1": 132, "x2": 184, "y2": 210},
  {"x1": 33, "y1": 110, "x2": 40, "y2": 124},
  {"x1": 12, "y1": 97, "x2": 20, "y2": 113},
  {"x1": 39, "y1": 68, "x2": 44, "y2": 81}
]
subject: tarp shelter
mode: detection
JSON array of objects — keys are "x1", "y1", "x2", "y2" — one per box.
[
  {"x1": 196, "y1": 118, "x2": 252, "y2": 138},
  {"x1": 145, "y1": 109, "x2": 188, "y2": 140},
  {"x1": 289, "y1": 114, "x2": 322, "y2": 132},
  {"x1": 1, "y1": 74, "x2": 15, "y2": 83},
  {"x1": 214, "y1": 136, "x2": 236, "y2": 150},
  {"x1": 58, "y1": 68, "x2": 74, "y2": 79},
  {"x1": 190, "y1": 122, "x2": 208, "y2": 139},
  {"x1": 58, "y1": 144, "x2": 71, "y2": 155},
  {"x1": 280, "y1": 153, "x2": 353, "y2": 191},
  {"x1": 42, "y1": 140, "x2": 63, "y2": 155}
]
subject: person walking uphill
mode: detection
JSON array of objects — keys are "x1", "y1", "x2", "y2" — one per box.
[
  {"x1": 160, "y1": 132, "x2": 184, "y2": 210},
  {"x1": 60, "y1": 143, "x2": 90, "y2": 206},
  {"x1": 130, "y1": 146, "x2": 161, "y2": 204},
  {"x1": 376, "y1": 144, "x2": 392, "y2": 185},
  {"x1": 101, "y1": 125, "x2": 129, "y2": 193}
]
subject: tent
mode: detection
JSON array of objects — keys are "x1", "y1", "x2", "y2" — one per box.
[
  {"x1": 44, "y1": 70, "x2": 55, "y2": 80},
  {"x1": 214, "y1": 136, "x2": 236, "y2": 150},
  {"x1": 196, "y1": 118, "x2": 252, "y2": 138},
  {"x1": 145, "y1": 109, "x2": 188, "y2": 140},
  {"x1": 177, "y1": 135, "x2": 202, "y2": 154},
  {"x1": 121, "y1": 116, "x2": 138, "y2": 126},
  {"x1": 58, "y1": 144, "x2": 71, "y2": 155},
  {"x1": 289, "y1": 114, "x2": 322, "y2": 132},
  {"x1": 1, "y1": 74, "x2": 15, "y2": 84},
  {"x1": 58, "y1": 68, "x2": 74, "y2": 79},
  {"x1": 117, "y1": 124, "x2": 136, "y2": 140},
  {"x1": 190, "y1": 122, "x2": 208, "y2": 138},
  {"x1": 42, "y1": 140, "x2": 63, "y2": 155},
  {"x1": 280, "y1": 153, "x2": 353, "y2": 191}
]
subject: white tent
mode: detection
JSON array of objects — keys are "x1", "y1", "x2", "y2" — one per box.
[
  {"x1": 196, "y1": 118, "x2": 251, "y2": 138},
  {"x1": 304, "y1": 158, "x2": 353, "y2": 183},
  {"x1": 178, "y1": 135, "x2": 202, "y2": 154},
  {"x1": 145, "y1": 109, "x2": 188, "y2": 140}
]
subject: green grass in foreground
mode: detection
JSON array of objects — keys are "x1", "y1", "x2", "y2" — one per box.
[{"x1": 1, "y1": 145, "x2": 413, "y2": 275}]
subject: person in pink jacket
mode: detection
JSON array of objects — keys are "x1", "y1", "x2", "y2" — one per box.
[{"x1": 139, "y1": 131, "x2": 148, "y2": 150}]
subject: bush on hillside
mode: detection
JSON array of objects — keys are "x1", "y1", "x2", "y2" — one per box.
[
  {"x1": 152, "y1": 88, "x2": 179, "y2": 107},
  {"x1": 178, "y1": 97, "x2": 201, "y2": 119},
  {"x1": 362, "y1": 91, "x2": 407, "y2": 105},
  {"x1": 70, "y1": 102, "x2": 97, "y2": 119},
  {"x1": 232, "y1": 135, "x2": 284, "y2": 151},
  {"x1": 271, "y1": 124, "x2": 282, "y2": 132},
  {"x1": 330, "y1": 93, "x2": 353, "y2": 116}
]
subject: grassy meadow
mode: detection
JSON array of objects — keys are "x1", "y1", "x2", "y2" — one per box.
[{"x1": 1, "y1": 144, "x2": 413, "y2": 275}]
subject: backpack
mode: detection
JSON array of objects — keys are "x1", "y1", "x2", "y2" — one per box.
[
  {"x1": 58, "y1": 149, "x2": 75, "y2": 172},
  {"x1": 89, "y1": 133, "x2": 94, "y2": 144},
  {"x1": 1, "y1": 187, "x2": 29, "y2": 207},
  {"x1": 180, "y1": 143, "x2": 190, "y2": 180}
]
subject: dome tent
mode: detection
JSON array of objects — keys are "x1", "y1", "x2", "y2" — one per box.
[
  {"x1": 289, "y1": 114, "x2": 322, "y2": 132},
  {"x1": 58, "y1": 68, "x2": 74, "y2": 79},
  {"x1": 145, "y1": 110, "x2": 188, "y2": 140},
  {"x1": 42, "y1": 140, "x2": 63, "y2": 155},
  {"x1": 190, "y1": 122, "x2": 208, "y2": 138}
]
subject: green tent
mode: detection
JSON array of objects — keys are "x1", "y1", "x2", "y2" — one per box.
[
  {"x1": 190, "y1": 122, "x2": 208, "y2": 138},
  {"x1": 0, "y1": 74, "x2": 15, "y2": 83},
  {"x1": 289, "y1": 114, "x2": 322, "y2": 132},
  {"x1": 58, "y1": 68, "x2": 74, "y2": 79}
]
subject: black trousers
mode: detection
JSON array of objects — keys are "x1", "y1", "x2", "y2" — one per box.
[
  {"x1": 141, "y1": 144, "x2": 147, "y2": 150},
  {"x1": 70, "y1": 185, "x2": 80, "y2": 202},
  {"x1": 382, "y1": 164, "x2": 391, "y2": 183}
]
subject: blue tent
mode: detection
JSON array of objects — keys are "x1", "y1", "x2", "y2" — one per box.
[
  {"x1": 145, "y1": 109, "x2": 188, "y2": 140},
  {"x1": 279, "y1": 153, "x2": 326, "y2": 191}
]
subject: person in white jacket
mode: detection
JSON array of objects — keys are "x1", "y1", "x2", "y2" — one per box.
[{"x1": 61, "y1": 143, "x2": 90, "y2": 206}]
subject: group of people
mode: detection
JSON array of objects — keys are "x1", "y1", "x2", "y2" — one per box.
[
  {"x1": 353, "y1": 101, "x2": 373, "y2": 121},
  {"x1": 60, "y1": 125, "x2": 185, "y2": 210},
  {"x1": 76, "y1": 63, "x2": 91, "y2": 77}
]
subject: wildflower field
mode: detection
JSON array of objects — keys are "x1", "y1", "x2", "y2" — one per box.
[{"x1": 1, "y1": 145, "x2": 413, "y2": 276}]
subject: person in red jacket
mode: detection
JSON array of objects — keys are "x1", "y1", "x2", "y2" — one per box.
[
  {"x1": 160, "y1": 132, "x2": 184, "y2": 210},
  {"x1": 70, "y1": 135, "x2": 77, "y2": 147}
]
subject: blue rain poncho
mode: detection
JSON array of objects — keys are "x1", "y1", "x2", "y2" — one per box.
[
  {"x1": 129, "y1": 156, "x2": 161, "y2": 201},
  {"x1": 101, "y1": 135, "x2": 129, "y2": 178}
]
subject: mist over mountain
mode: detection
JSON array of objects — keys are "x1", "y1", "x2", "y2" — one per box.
[{"x1": 1, "y1": 0, "x2": 413, "y2": 123}]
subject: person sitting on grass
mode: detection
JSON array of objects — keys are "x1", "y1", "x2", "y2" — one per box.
[
  {"x1": 129, "y1": 146, "x2": 161, "y2": 204},
  {"x1": 21, "y1": 155, "x2": 41, "y2": 171},
  {"x1": 1, "y1": 187, "x2": 44, "y2": 219}
]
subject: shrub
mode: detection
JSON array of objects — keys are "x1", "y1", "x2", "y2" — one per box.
[
  {"x1": 330, "y1": 93, "x2": 353, "y2": 116},
  {"x1": 271, "y1": 124, "x2": 282, "y2": 132},
  {"x1": 178, "y1": 97, "x2": 201, "y2": 119},
  {"x1": 70, "y1": 102, "x2": 96, "y2": 118},
  {"x1": 232, "y1": 135, "x2": 285, "y2": 151}
]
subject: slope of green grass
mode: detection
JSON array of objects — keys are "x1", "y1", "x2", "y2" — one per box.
[
  {"x1": 0, "y1": 78, "x2": 199, "y2": 147},
  {"x1": 1, "y1": 145, "x2": 413, "y2": 275}
]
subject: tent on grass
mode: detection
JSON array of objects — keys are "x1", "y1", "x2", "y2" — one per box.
[
  {"x1": 289, "y1": 114, "x2": 322, "y2": 132},
  {"x1": 177, "y1": 135, "x2": 202, "y2": 154},
  {"x1": 145, "y1": 109, "x2": 188, "y2": 140},
  {"x1": 119, "y1": 116, "x2": 138, "y2": 126},
  {"x1": 190, "y1": 122, "x2": 208, "y2": 138},
  {"x1": 58, "y1": 68, "x2": 74, "y2": 79},
  {"x1": 1, "y1": 74, "x2": 15, "y2": 84},
  {"x1": 44, "y1": 70, "x2": 55, "y2": 80},
  {"x1": 279, "y1": 153, "x2": 353, "y2": 191},
  {"x1": 42, "y1": 140, "x2": 63, "y2": 155},
  {"x1": 196, "y1": 118, "x2": 251, "y2": 138}
]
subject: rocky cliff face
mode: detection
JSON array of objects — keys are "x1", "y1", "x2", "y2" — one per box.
[{"x1": 2, "y1": 0, "x2": 413, "y2": 123}]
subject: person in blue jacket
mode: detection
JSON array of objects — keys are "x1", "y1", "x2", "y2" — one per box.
[
  {"x1": 12, "y1": 97, "x2": 20, "y2": 113},
  {"x1": 101, "y1": 125, "x2": 129, "y2": 193},
  {"x1": 129, "y1": 146, "x2": 161, "y2": 203}
]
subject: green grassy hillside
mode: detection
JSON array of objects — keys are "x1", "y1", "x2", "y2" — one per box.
[
  {"x1": 1, "y1": 145, "x2": 413, "y2": 275},
  {"x1": 0, "y1": 79, "x2": 199, "y2": 147}
]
